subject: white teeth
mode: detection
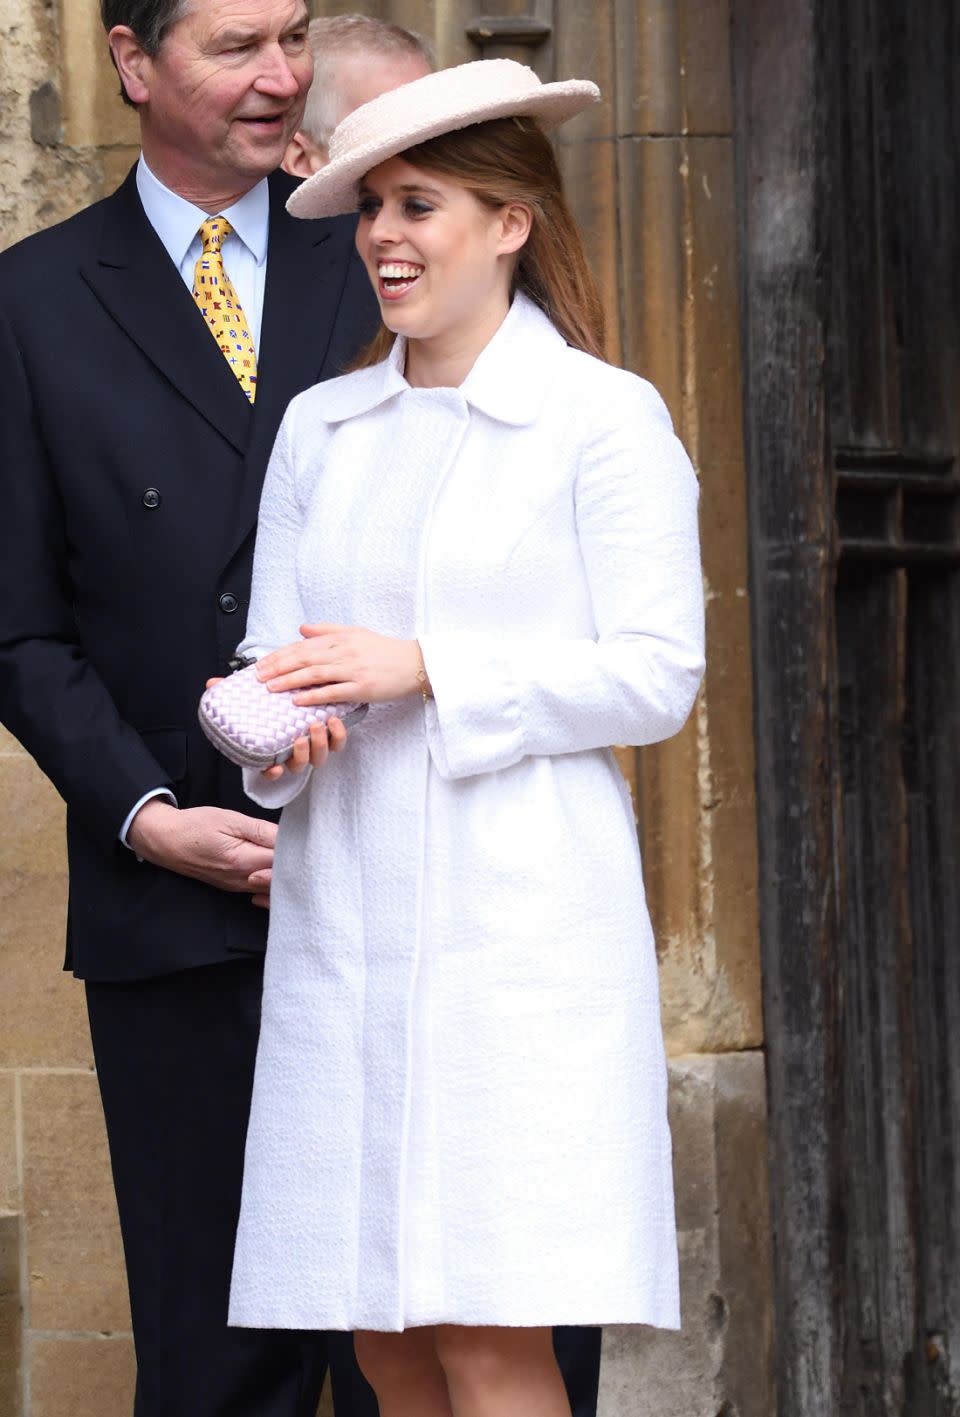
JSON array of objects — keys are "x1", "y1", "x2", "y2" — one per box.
[{"x1": 378, "y1": 263, "x2": 423, "y2": 279}]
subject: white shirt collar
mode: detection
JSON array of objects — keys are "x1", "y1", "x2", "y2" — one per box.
[
  {"x1": 308, "y1": 294, "x2": 569, "y2": 427},
  {"x1": 135, "y1": 155, "x2": 270, "y2": 269}
]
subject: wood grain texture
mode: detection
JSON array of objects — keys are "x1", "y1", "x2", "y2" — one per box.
[{"x1": 732, "y1": 0, "x2": 843, "y2": 1411}]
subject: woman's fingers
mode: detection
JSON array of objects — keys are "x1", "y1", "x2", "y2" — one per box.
[
  {"x1": 300, "y1": 622, "x2": 342, "y2": 639},
  {"x1": 263, "y1": 664, "x2": 344, "y2": 693},
  {"x1": 286, "y1": 734, "x2": 312, "y2": 774},
  {"x1": 257, "y1": 717, "x2": 348, "y2": 780},
  {"x1": 256, "y1": 638, "x2": 337, "y2": 682},
  {"x1": 291, "y1": 684, "x2": 358, "y2": 707},
  {"x1": 307, "y1": 721, "x2": 331, "y2": 768}
]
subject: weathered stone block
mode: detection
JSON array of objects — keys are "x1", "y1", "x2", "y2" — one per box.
[
  {"x1": 57, "y1": 0, "x2": 138, "y2": 148},
  {"x1": 0, "y1": 1212, "x2": 22, "y2": 1417},
  {"x1": 558, "y1": 134, "x2": 624, "y2": 367},
  {"x1": 616, "y1": 132, "x2": 761, "y2": 1056},
  {"x1": 0, "y1": 755, "x2": 90, "y2": 1071},
  {"x1": 0, "y1": 1074, "x2": 17, "y2": 1214},
  {"x1": 597, "y1": 1054, "x2": 773, "y2": 1416},
  {"x1": 614, "y1": 0, "x2": 733, "y2": 136},
  {"x1": 0, "y1": 727, "x2": 26, "y2": 757},
  {"x1": 21, "y1": 1073, "x2": 129, "y2": 1332},
  {"x1": 30, "y1": 1336, "x2": 135, "y2": 1417},
  {"x1": 318, "y1": 1377, "x2": 334, "y2": 1417},
  {"x1": 29, "y1": 81, "x2": 62, "y2": 146}
]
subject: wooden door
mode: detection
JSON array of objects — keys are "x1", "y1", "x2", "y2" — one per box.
[{"x1": 735, "y1": 0, "x2": 960, "y2": 1411}]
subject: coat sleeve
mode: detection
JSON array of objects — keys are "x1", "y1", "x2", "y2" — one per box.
[
  {"x1": 236, "y1": 409, "x2": 314, "y2": 810},
  {"x1": 418, "y1": 382, "x2": 705, "y2": 781},
  {"x1": 0, "y1": 307, "x2": 176, "y2": 845}
]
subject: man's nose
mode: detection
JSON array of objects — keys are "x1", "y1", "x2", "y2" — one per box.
[{"x1": 253, "y1": 46, "x2": 304, "y2": 99}]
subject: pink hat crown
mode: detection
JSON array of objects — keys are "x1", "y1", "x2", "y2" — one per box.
[{"x1": 288, "y1": 58, "x2": 601, "y2": 221}]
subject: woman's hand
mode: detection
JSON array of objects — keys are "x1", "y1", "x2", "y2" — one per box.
[
  {"x1": 255, "y1": 624, "x2": 426, "y2": 705},
  {"x1": 260, "y1": 716, "x2": 347, "y2": 781}
]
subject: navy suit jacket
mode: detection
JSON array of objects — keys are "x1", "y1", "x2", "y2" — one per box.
[{"x1": 0, "y1": 166, "x2": 378, "y2": 981}]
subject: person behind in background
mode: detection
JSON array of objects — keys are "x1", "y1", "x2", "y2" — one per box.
[
  {"x1": 283, "y1": 14, "x2": 433, "y2": 178},
  {"x1": 226, "y1": 60, "x2": 705, "y2": 1417},
  {"x1": 0, "y1": 1, "x2": 379, "y2": 1412}
]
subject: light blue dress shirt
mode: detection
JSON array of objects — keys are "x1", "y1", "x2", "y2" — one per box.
[
  {"x1": 121, "y1": 158, "x2": 272, "y2": 847},
  {"x1": 135, "y1": 155, "x2": 270, "y2": 349}
]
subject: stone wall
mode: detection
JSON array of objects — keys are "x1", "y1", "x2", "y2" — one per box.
[
  {"x1": 0, "y1": 3, "x2": 140, "y2": 1410},
  {"x1": 0, "y1": 2, "x2": 773, "y2": 1414}
]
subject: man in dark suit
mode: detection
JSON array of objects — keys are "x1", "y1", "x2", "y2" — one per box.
[{"x1": 0, "y1": 1, "x2": 379, "y2": 1412}]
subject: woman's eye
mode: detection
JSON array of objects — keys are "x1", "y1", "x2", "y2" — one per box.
[
  {"x1": 403, "y1": 199, "x2": 434, "y2": 218},
  {"x1": 357, "y1": 198, "x2": 381, "y2": 218}
]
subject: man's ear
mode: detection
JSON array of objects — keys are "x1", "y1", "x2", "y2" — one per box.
[
  {"x1": 497, "y1": 202, "x2": 533, "y2": 256},
  {"x1": 108, "y1": 25, "x2": 152, "y2": 105},
  {"x1": 282, "y1": 132, "x2": 329, "y2": 178}
]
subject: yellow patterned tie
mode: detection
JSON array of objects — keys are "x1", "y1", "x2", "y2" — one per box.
[{"x1": 192, "y1": 216, "x2": 257, "y2": 403}]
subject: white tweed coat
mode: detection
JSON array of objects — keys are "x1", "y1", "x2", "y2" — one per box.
[{"x1": 228, "y1": 294, "x2": 704, "y2": 1333}]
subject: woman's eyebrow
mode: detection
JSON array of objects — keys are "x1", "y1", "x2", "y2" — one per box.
[{"x1": 396, "y1": 184, "x2": 445, "y2": 200}]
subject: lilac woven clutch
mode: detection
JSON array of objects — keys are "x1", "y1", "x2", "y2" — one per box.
[{"x1": 198, "y1": 664, "x2": 367, "y2": 769}]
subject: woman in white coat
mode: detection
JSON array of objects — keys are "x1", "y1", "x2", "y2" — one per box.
[{"x1": 227, "y1": 60, "x2": 705, "y2": 1417}]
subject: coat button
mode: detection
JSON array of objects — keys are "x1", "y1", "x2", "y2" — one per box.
[
  {"x1": 219, "y1": 592, "x2": 239, "y2": 614},
  {"x1": 142, "y1": 488, "x2": 161, "y2": 508}
]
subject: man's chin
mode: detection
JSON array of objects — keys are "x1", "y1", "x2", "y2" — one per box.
[{"x1": 231, "y1": 119, "x2": 297, "y2": 172}]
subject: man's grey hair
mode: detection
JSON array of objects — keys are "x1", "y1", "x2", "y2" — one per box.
[
  {"x1": 300, "y1": 13, "x2": 434, "y2": 147},
  {"x1": 100, "y1": 0, "x2": 193, "y2": 107}
]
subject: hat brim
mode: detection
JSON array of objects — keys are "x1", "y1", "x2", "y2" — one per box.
[{"x1": 287, "y1": 78, "x2": 600, "y2": 221}]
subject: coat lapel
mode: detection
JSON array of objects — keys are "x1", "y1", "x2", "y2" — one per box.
[{"x1": 80, "y1": 167, "x2": 253, "y2": 455}]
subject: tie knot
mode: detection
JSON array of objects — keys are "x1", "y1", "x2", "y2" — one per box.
[{"x1": 198, "y1": 216, "x2": 234, "y2": 254}]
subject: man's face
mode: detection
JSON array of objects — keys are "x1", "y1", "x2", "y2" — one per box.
[{"x1": 135, "y1": 0, "x2": 314, "y2": 202}]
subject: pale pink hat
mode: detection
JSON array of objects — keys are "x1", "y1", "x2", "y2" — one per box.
[{"x1": 286, "y1": 58, "x2": 601, "y2": 220}]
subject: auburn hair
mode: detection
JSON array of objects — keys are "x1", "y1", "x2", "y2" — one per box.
[{"x1": 350, "y1": 117, "x2": 606, "y2": 369}]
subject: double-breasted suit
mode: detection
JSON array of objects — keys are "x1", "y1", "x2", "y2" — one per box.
[
  {"x1": 0, "y1": 165, "x2": 376, "y2": 980},
  {"x1": 0, "y1": 165, "x2": 379, "y2": 1415}
]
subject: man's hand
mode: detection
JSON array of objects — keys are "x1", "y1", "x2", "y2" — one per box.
[{"x1": 126, "y1": 800, "x2": 276, "y2": 901}]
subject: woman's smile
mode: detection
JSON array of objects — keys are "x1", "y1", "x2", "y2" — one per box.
[{"x1": 377, "y1": 260, "x2": 425, "y2": 299}]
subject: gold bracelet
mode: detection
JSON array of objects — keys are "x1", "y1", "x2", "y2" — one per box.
[{"x1": 415, "y1": 642, "x2": 432, "y2": 702}]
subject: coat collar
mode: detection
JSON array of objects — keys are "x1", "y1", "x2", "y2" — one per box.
[{"x1": 308, "y1": 292, "x2": 568, "y2": 426}]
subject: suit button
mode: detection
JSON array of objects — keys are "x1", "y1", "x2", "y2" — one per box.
[
  {"x1": 142, "y1": 488, "x2": 161, "y2": 508},
  {"x1": 219, "y1": 592, "x2": 239, "y2": 614}
]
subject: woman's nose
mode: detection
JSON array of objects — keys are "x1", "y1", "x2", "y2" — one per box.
[{"x1": 367, "y1": 206, "x2": 401, "y2": 246}]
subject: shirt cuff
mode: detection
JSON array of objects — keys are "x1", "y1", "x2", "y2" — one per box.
[{"x1": 120, "y1": 787, "x2": 178, "y2": 849}]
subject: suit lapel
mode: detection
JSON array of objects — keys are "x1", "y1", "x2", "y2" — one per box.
[
  {"x1": 223, "y1": 171, "x2": 352, "y2": 570},
  {"x1": 80, "y1": 167, "x2": 253, "y2": 455}
]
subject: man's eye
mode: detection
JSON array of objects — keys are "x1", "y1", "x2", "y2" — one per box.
[{"x1": 283, "y1": 31, "x2": 308, "y2": 49}]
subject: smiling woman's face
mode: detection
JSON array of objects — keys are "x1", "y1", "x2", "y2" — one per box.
[{"x1": 354, "y1": 156, "x2": 523, "y2": 357}]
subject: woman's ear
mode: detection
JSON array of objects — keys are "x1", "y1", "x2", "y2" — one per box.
[
  {"x1": 497, "y1": 202, "x2": 533, "y2": 256},
  {"x1": 108, "y1": 25, "x2": 152, "y2": 105}
]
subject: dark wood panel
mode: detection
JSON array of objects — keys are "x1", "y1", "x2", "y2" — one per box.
[
  {"x1": 903, "y1": 573, "x2": 960, "y2": 1415},
  {"x1": 836, "y1": 570, "x2": 917, "y2": 1415},
  {"x1": 731, "y1": 0, "x2": 843, "y2": 1410},
  {"x1": 823, "y1": 0, "x2": 960, "y2": 453}
]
